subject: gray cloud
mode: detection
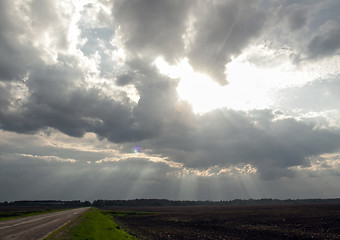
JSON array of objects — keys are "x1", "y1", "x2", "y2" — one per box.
[
  {"x1": 254, "y1": 1, "x2": 340, "y2": 63},
  {"x1": 288, "y1": 9, "x2": 307, "y2": 31},
  {"x1": 270, "y1": 1, "x2": 310, "y2": 32},
  {"x1": 1, "y1": 38, "x2": 340, "y2": 181},
  {"x1": 308, "y1": 27, "x2": 340, "y2": 59},
  {"x1": 113, "y1": 0, "x2": 192, "y2": 63},
  {"x1": 0, "y1": 152, "x2": 178, "y2": 201},
  {"x1": 0, "y1": 1, "x2": 41, "y2": 81},
  {"x1": 113, "y1": 0, "x2": 266, "y2": 85},
  {"x1": 115, "y1": 72, "x2": 136, "y2": 86},
  {"x1": 188, "y1": 0, "x2": 266, "y2": 84},
  {"x1": 0, "y1": 0, "x2": 340, "y2": 201},
  {"x1": 0, "y1": 83, "x2": 12, "y2": 110},
  {"x1": 0, "y1": 0, "x2": 79, "y2": 82},
  {"x1": 145, "y1": 109, "x2": 340, "y2": 179},
  {"x1": 0, "y1": 62, "x2": 129, "y2": 139},
  {"x1": 295, "y1": 1, "x2": 340, "y2": 60},
  {"x1": 1, "y1": 150, "x2": 340, "y2": 201},
  {"x1": 0, "y1": 54, "x2": 181, "y2": 142}
]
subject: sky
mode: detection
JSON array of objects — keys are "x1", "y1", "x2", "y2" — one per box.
[{"x1": 0, "y1": 0, "x2": 340, "y2": 201}]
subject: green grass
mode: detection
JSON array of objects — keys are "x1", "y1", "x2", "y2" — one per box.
[{"x1": 47, "y1": 208, "x2": 136, "y2": 240}]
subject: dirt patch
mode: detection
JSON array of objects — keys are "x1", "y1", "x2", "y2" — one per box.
[{"x1": 106, "y1": 204, "x2": 340, "y2": 240}]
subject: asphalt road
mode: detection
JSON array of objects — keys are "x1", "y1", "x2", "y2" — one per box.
[{"x1": 0, "y1": 207, "x2": 90, "y2": 240}]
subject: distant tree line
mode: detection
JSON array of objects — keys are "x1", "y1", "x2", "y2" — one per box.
[
  {"x1": 0, "y1": 200, "x2": 91, "y2": 208},
  {"x1": 1, "y1": 198, "x2": 339, "y2": 208},
  {"x1": 92, "y1": 198, "x2": 340, "y2": 207}
]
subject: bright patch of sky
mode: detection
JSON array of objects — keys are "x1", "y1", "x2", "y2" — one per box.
[{"x1": 155, "y1": 44, "x2": 340, "y2": 114}]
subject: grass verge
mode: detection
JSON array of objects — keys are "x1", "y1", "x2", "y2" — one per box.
[{"x1": 46, "y1": 208, "x2": 136, "y2": 240}]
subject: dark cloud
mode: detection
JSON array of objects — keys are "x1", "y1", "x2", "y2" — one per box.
[
  {"x1": 307, "y1": 28, "x2": 340, "y2": 59},
  {"x1": 269, "y1": 1, "x2": 309, "y2": 31},
  {"x1": 113, "y1": 0, "x2": 192, "y2": 63},
  {"x1": 1, "y1": 44, "x2": 340, "y2": 181},
  {"x1": 0, "y1": 61, "x2": 132, "y2": 139},
  {"x1": 255, "y1": 1, "x2": 340, "y2": 63},
  {"x1": 0, "y1": 55, "x2": 181, "y2": 142},
  {"x1": 115, "y1": 72, "x2": 136, "y2": 86},
  {"x1": 0, "y1": 0, "x2": 80, "y2": 82},
  {"x1": 188, "y1": 0, "x2": 265, "y2": 84},
  {"x1": 129, "y1": 59, "x2": 180, "y2": 135},
  {"x1": 287, "y1": 0, "x2": 340, "y2": 60},
  {"x1": 287, "y1": 8, "x2": 307, "y2": 31},
  {"x1": 0, "y1": 0, "x2": 340, "y2": 201},
  {"x1": 145, "y1": 109, "x2": 340, "y2": 179},
  {"x1": 0, "y1": 1, "x2": 42, "y2": 81},
  {"x1": 112, "y1": 0, "x2": 267, "y2": 84},
  {"x1": 0, "y1": 83, "x2": 12, "y2": 110}
]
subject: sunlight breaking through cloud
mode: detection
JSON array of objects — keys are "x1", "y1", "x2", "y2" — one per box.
[{"x1": 0, "y1": 0, "x2": 340, "y2": 201}]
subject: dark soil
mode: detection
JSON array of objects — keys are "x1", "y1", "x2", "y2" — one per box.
[{"x1": 103, "y1": 204, "x2": 340, "y2": 240}]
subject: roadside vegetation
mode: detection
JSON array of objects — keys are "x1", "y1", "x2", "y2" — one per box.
[
  {"x1": 0, "y1": 208, "x2": 64, "y2": 221},
  {"x1": 46, "y1": 208, "x2": 136, "y2": 240}
]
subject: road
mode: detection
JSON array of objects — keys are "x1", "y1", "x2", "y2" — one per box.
[{"x1": 0, "y1": 207, "x2": 90, "y2": 240}]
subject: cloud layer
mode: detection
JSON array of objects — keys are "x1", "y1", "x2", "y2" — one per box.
[{"x1": 0, "y1": 0, "x2": 340, "y2": 201}]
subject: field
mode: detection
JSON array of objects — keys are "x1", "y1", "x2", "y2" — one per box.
[
  {"x1": 0, "y1": 206, "x2": 65, "y2": 221},
  {"x1": 102, "y1": 204, "x2": 340, "y2": 240}
]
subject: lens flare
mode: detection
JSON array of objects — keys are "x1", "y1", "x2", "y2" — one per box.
[{"x1": 134, "y1": 145, "x2": 141, "y2": 153}]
